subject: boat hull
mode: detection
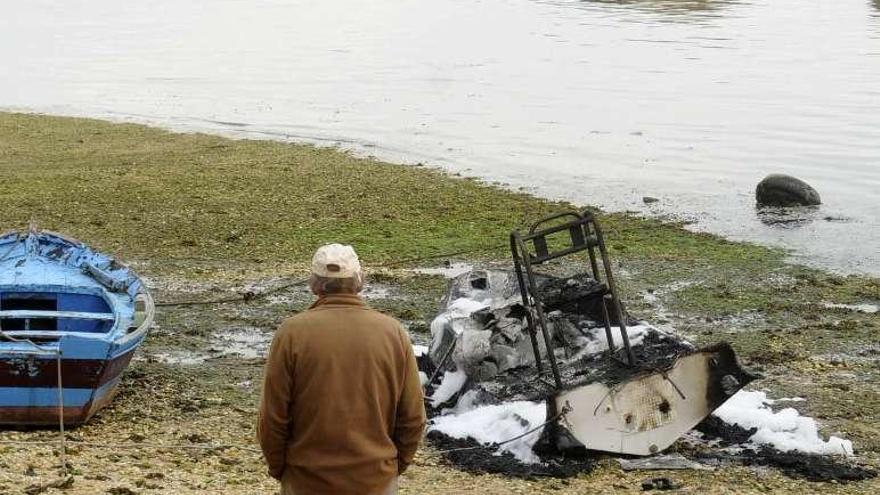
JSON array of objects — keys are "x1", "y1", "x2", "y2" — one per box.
[
  {"x1": 0, "y1": 375, "x2": 122, "y2": 425},
  {"x1": 0, "y1": 229, "x2": 154, "y2": 426},
  {"x1": 0, "y1": 347, "x2": 138, "y2": 425}
]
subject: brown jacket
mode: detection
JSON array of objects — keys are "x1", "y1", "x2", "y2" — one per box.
[{"x1": 257, "y1": 294, "x2": 426, "y2": 494}]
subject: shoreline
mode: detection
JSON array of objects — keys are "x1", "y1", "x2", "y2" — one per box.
[
  {"x1": 4, "y1": 106, "x2": 875, "y2": 278},
  {"x1": 0, "y1": 112, "x2": 878, "y2": 494}
]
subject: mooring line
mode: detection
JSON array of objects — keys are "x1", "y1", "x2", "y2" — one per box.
[
  {"x1": 0, "y1": 330, "x2": 70, "y2": 475},
  {"x1": 432, "y1": 406, "x2": 569, "y2": 455},
  {"x1": 154, "y1": 242, "x2": 507, "y2": 307},
  {"x1": 0, "y1": 439, "x2": 262, "y2": 454},
  {"x1": 55, "y1": 348, "x2": 67, "y2": 475}
]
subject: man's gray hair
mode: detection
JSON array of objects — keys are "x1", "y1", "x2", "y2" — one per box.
[{"x1": 309, "y1": 273, "x2": 363, "y2": 295}]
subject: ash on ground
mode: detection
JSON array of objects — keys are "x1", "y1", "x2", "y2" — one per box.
[
  {"x1": 696, "y1": 417, "x2": 876, "y2": 483},
  {"x1": 426, "y1": 430, "x2": 596, "y2": 480}
]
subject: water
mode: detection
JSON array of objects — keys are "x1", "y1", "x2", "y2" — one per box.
[{"x1": 2, "y1": 0, "x2": 879, "y2": 275}]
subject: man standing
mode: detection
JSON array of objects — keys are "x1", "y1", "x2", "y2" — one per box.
[{"x1": 258, "y1": 244, "x2": 426, "y2": 495}]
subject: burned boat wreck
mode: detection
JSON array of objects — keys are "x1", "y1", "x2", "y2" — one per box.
[
  {"x1": 423, "y1": 210, "x2": 756, "y2": 459},
  {"x1": 0, "y1": 228, "x2": 154, "y2": 425}
]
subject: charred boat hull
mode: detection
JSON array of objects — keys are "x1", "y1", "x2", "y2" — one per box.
[
  {"x1": 426, "y1": 266, "x2": 757, "y2": 457},
  {"x1": 551, "y1": 344, "x2": 755, "y2": 455}
]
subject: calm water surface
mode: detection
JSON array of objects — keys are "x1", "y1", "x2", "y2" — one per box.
[{"x1": 2, "y1": 0, "x2": 879, "y2": 274}]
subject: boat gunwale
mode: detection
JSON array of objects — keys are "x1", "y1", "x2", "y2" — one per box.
[
  {"x1": 0, "y1": 290, "x2": 154, "y2": 350},
  {"x1": 115, "y1": 290, "x2": 154, "y2": 348},
  {"x1": 0, "y1": 228, "x2": 155, "y2": 352}
]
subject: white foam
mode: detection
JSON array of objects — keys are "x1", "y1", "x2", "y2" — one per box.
[
  {"x1": 430, "y1": 401, "x2": 546, "y2": 463},
  {"x1": 429, "y1": 370, "x2": 468, "y2": 407},
  {"x1": 447, "y1": 297, "x2": 490, "y2": 318},
  {"x1": 450, "y1": 389, "x2": 483, "y2": 415},
  {"x1": 429, "y1": 297, "x2": 489, "y2": 354},
  {"x1": 572, "y1": 323, "x2": 655, "y2": 359},
  {"x1": 713, "y1": 390, "x2": 853, "y2": 456}
]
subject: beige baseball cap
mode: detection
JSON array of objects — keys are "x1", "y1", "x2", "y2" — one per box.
[{"x1": 311, "y1": 243, "x2": 362, "y2": 278}]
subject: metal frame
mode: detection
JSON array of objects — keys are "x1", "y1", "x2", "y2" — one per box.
[{"x1": 511, "y1": 209, "x2": 635, "y2": 390}]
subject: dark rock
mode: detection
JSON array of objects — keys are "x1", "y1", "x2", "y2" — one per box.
[
  {"x1": 642, "y1": 196, "x2": 659, "y2": 204},
  {"x1": 756, "y1": 174, "x2": 821, "y2": 207},
  {"x1": 184, "y1": 433, "x2": 210, "y2": 444},
  {"x1": 641, "y1": 477, "x2": 679, "y2": 491},
  {"x1": 127, "y1": 433, "x2": 146, "y2": 443}
]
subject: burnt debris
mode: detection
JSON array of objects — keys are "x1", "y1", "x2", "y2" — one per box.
[
  {"x1": 426, "y1": 430, "x2": 596, "y2": 480},
  {"x1": 421, "y1": 210, "x2": 869, "y2": 484},
  {"x1": 695, "y1": 417, "x2": 877, "y2": 483}
]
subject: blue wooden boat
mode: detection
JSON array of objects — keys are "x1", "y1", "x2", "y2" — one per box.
[{"x1": 0, "y1": 228, "x2": 154, "y2": 425}]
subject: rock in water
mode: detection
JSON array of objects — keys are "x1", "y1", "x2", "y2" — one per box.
[{"x1": 755, "y1": 174, "x2": 821, "y2": 207}]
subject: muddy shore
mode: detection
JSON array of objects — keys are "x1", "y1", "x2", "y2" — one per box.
[{"x1": 0, "y1": 113, "x2": 878, "y2": 494}]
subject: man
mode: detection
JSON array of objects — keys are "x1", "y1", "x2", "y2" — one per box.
[{"x1": 258, "y1": 244, "x2": 426, "y2": 495}]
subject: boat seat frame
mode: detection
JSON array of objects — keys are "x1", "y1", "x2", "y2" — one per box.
[{"x1": 510, "y1": 209, "x2": 635, "y2": 390}]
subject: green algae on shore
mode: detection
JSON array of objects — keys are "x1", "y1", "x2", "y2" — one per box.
[{"x1": 0, "y1": 112, "x2": 878, "y2": 494}]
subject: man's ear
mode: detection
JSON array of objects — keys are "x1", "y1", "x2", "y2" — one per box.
[{"x1": 308, "y1": 275, "x2": 322, "y2": 296}]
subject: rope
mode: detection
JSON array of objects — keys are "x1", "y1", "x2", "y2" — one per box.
[
  {"x1": 0, "y1": 329, "x2": 69, "y2": 475},
  {"x1": 0, "y1": 439, "x2": 262, "y2": 454},
  {"x1": 373, "y1": 243, "x2": 506, "y2": 268},
  {"x1": 154, "y1": 242, "x2": 506, "y2": 307},
  {"x1": 55, "y1": 349, "x2": 66, "y2": 475},
  {"x1": 155, "y1": 277, "x2": 308, "y2": 307},
  {"x1": 431, "y1": 405, "x2": 569, "y2": 455}
]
